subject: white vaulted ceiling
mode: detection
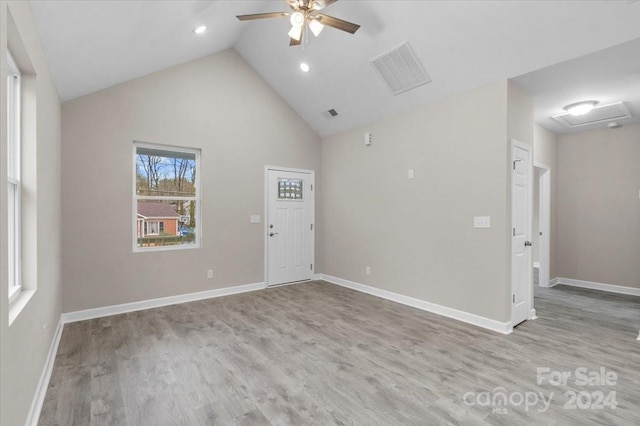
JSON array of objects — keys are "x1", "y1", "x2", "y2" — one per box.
[{"x1": 29, "y1": 1, "x2": 640, "y2": 136}]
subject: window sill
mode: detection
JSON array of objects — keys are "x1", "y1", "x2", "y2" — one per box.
[
  {"x1": 9, "y1": 289, "x2": 36, "y2": 326},
  {"x1": 133, "y1": 243, "x2": 200, "y2": 253}
]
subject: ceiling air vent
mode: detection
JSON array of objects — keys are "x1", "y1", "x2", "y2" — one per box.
[
  {"x1": 552, "y1": 102, "x2": 632, "y2": 128},
  {"x1": 370, "y1": 41, "x2": 431, "y2": 96},
  {"x1": 322, "y1": 108, "x2": 339, "y2": 120}
]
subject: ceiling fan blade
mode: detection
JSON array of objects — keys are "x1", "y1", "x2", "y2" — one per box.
[
  {"x1": 312, "y1": 0, "x2": 338, "y2": 11},
  {"x1": 236, "y1": 12, "x2": 289, "y2": 21},
  {"x1": 314, "y1": 13, "x2": 360, "y2": 34}
]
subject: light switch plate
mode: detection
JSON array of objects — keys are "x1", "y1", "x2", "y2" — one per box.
[
  {"x1": 474, "y1": 216, "x2": 491, "y2": 228},
  {"x1": 408, "y1": 169, "x2": 414, "y2": 179},
  {"x1": 250, "y1": 215, "x2": 261, "y2": 224}
]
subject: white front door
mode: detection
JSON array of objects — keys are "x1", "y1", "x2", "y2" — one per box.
[
  {"x1": 266, "y1": 168, "x2": 314, "y2": 286},
  {"x1": 511, "y1": 141, "x2": 532, "y2": 326}
]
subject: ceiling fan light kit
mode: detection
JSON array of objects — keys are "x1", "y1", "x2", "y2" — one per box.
[
  {"x1": 288, "y1": 26, "x2": 303, "y2": 41},
  {"x1": 236, "y1": 0, "x2": 360, "y2": 46},
  {"x1": 309, "y1": 19, "x2": 324, "y2": 37}
]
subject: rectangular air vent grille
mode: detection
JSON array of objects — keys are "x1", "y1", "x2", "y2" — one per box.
[
  {"x1": 322, "y1": 108, "x2": 339, "y2": 120},
  {"x1": 370, "y1": 41, "x2": 431, "y2": 96},
  {"x1": 552, "y1": 102, "x2": 631, "y2": 128}
]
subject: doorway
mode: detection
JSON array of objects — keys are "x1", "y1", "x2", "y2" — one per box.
[
  {"x1": 534, "y1": 163, "x2": 551, "y2": 288},
  {"x1": 264, "y1": 166, "x2": 315, "y2": 287}
]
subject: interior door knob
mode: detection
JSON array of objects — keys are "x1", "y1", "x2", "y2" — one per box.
[
  {"x1": 524, "y1": 241, "x2": 532, "y2": 247},
  {"x1": 269, "y1": 232, "x2": 278, "y2": 237}
]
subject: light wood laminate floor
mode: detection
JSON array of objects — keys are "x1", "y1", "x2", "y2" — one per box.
[{"x1": 39, "y1": 281, "x2": 640, "y2": 425}]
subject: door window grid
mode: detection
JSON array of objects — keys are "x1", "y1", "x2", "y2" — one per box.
[{"x1": 278, "y1": 178, "x2": 303, "y2": 200}]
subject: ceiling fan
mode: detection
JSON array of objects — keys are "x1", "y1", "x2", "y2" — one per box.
[{"x1": 236, "y1": 0, "x2": 360, "y2": 46}]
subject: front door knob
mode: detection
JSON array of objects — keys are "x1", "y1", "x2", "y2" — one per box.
[
  {"x1": 524, "y1": 241, "x2": 532, "y2": 247},
  {"x1": 269, "y1": 232, "x2": 278, "y2": 237}
]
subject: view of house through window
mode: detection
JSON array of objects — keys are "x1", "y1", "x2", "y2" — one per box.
[{"x1": 134, "y1": 143, "x2": 199, "y2": 250}]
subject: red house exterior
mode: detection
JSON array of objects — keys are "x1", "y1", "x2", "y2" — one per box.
[{"x1": 136, "y1": 202, "x2": 180, "y2": 238}]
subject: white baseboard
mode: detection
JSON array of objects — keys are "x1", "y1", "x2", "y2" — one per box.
[
  {"x1": 549, "y1": 277, "x2": 560, "y2": 287},
  {"x1": 529, "y1": 309, "x2": 537, "y2": 320},
  {"x1": 317, "y1": 274, "x2": 512, "y2": 335},
  {"x1": 552, "y1": 277, "x2": 640, "y2": 297},
  {"x1": 61, "y1": 282, "x2": 265, "y2": 324},
  {"x1": 26, "y1": 319, "x2": 64, "y2": 426}
]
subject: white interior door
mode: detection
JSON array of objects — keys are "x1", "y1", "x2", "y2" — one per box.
[
  {"x1": 511, "y1": 142, "x2": 532, "y2": 326},
  {"x1": 266, "y1": 168, "x2": 314, "y2": 286}
]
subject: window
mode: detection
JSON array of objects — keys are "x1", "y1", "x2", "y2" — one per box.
[
  {"x1": 7, "y1": 51, "x2": 21, "y2": 303},
  {"x1": 134, "y1": 143, "x2": 200, "y2": 250},
  {"x1": 143, "y1": 221, "x2": 163, "y2": 236},
  {"x1": 278, "y1": 178, "x2": 303, "y2": 200}
]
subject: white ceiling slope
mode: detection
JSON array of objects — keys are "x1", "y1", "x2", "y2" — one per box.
[
  {"x1": 30, "y1": 1, "x2": 640, "y2": 137},
  {"x1": 29, "y1": 0, "x2": 268, "y2": 101}
]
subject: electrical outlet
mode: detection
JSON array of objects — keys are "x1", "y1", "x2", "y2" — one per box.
[
  {"x1": 365, "y1": 266, "x2": 371, "y2": 275},
  {"x1": 207, "y1": 269, "x2": 213, "y2": 279}
]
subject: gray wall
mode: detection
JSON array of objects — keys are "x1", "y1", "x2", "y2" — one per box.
[
  {"x1": 533, "y1": 124, "x2": 558, "y2": 278},
  {"x1": 61, "y1": 49, "x2": 322, "y2": 312},
  {"x1": 0, "y1": 2, "x2": 62, "y2": 425},
  {"x1": 557, "y1": 123, "x2": 640, "y2": 288},
  {"x1": 321, "y1": 80, "x2": 532, "y2": 323}
]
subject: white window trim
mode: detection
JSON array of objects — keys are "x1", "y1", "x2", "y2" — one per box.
[
  {"x1": 7, "y1": 51, "x2": 22, "y2": 304},
  {"x1": 133, "y1": 142, "x2": 201, "y2": 252}
]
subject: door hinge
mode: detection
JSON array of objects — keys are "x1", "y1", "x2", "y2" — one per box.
[
  {"x1": 513, "y1": 228, "x2": 515, "y2": 237},
  {"x1": 513, "y1": 294, "x2": 515, "y2": 303},
  {"x1": 311, "y1": 223, "x2": 313, "y2": 231},
  {"x1": 311, "y1": 184, "x2": 313, "y2": 191},
  {"x1": 310, "y1": 263, "x2": 313, "y2": 270},
  {"x1": 513, "y1": 159, "x2": 522, "y2": 170}
]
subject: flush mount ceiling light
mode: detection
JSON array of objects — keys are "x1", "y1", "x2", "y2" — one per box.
[
  {"x1": 300, "y1": 62, "x2": 310, "y2": 72},
  {"x1": 236, "y1": 0, "x2": 360, "y2": 47},
  {"x1": 564, "y1": 100, "x2": 598, "y2": 116},
  {"x1": 552, "y1": 102, "x2": 631, "y2": 128},
  {"x1": 193, "y1": 25, "x2": 207, "y2": 35}
]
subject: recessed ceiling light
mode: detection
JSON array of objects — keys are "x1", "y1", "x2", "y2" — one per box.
[
  {"x1": 564, "y1": 100, "x2": 598, "y2": 116},
  {"x1": 193, "y1": 25, "x2": 207, "y2": 35},
  {"x1": 300, "y1": 62, "x2": 310, "y2": 73}
]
